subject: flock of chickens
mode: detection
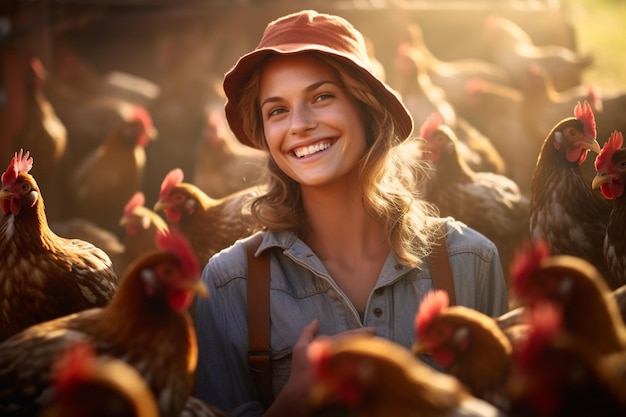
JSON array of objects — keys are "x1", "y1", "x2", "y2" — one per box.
[{"x1": 1, "y1": 9, "x2": 626, "y2": 417}]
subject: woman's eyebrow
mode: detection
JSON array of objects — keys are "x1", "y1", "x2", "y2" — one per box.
[{"x1": 260, "y1": 80, "x2": 337, "y2": 108}]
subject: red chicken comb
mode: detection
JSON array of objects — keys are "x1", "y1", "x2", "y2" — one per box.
[
  {"x1": 510, "y1": 239, "x2": 551, "y2": 296},
  {"x1": 123, "y1": 191, "x2": 145, "y2": 218},
  {"x1": 415, "y1": 290, "x2": 449, "y2": 337},
  {"x1": 419, "y1": 112, "x2": 443, "y2": 141},
  {"x1": 159, "y1": 168, "x2": 184, "y2": 201},
  {"x1": 155, "y1": 228, "x2": 199, "y2": 278},
  {"x1": 595, "y1": 130, "x2": 623, "y2": 171},
  {"x1": 574, "y1": 100, "x2": 596, "y2": 140},
  {"x1": 130, "y1": 106, "x2": 154, "y2": 147},
  {"x1": 1, "y1": 149, "x2": 33, "y2": 187}
]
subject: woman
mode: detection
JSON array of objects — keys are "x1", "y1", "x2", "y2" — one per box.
[{"x1": 194, "y1": 10, "x2": 509, "y2": 417}]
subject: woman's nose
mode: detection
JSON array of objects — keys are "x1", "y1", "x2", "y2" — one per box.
[{"x1": 289, "y1": 104, "x2": 316, "y2": 135}]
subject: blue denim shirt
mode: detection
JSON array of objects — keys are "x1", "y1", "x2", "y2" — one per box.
[{"x1": 194, "y1": 217, "x2": 509, "y2": 416}]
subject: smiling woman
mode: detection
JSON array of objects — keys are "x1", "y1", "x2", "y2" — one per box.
[{"x1": 193, "y1": 9, "x2": 509, "y2": 417}]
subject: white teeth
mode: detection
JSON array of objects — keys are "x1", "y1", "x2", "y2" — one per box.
[{"x1": 294, "y1": 142, "x2": 331, "y2": 158}]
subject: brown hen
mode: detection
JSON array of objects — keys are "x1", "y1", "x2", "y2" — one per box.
[
  {"x1": 0, "y1": 229, "x2": 207, "y2": 417},
  {"x1": 71, "y1": 105, "x2": 156, "y2": 235},
  {"x1": 308, "y1": 334, "x2": 504, "y2": 417},
  {"x1": 418, "y1": 112, "x2": 530, "y2": 295},
  {"x1": 412, "y1": 290, "x2": 513, "y2": 411},
  {"x1": 153, "y1": 168, "x2": 261, "y2": 266},
  {"x1": 510, "y1": 239, "x2": 626, "y2": 356},
  {"x1": 40, "y1": 340, "x2": 160, "y2": 417},
  {"x1": 507, "y1": 302, "x2": 626, "y2": 417},
  {"x1": 0, "y1": 150, "x2": 118, "y2": 341}
]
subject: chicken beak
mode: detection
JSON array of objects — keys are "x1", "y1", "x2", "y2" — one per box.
[
  {"x1": 411, "y1": 341, "x2": 431, "y2": 356},
  {"x1": 583, "y1": 138, "x2": 601, "y2": 154},
  {"x1": 153, "y1": 200, "x2": 167, "y2": 212},
  {"x1": 180, "y1": 280, "x2": 209, "y2": 299},
  {"x1": 145, "y1": 125, "x2": 158, "y2": 141},
  {"x1": 0, "y1": 188, "x2": 16, "y2": 200},
  {"x1": 592, "y1": 171, "x2": 610, "y2": 189}
]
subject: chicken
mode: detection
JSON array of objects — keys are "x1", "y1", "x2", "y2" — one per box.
[
  {"x1": 44, "y1": 39, "x2": 156, "y2": 181},
  {"x1": 528, "y1": 100, "x2": 619, "y2": 289},
  {"x1": 418, "y1": 112, "x2": 530, "y2": 293},
  {"x1": 71, "y1": 105, "x2": 157, "y2": 235},
  {"x1": 591, "y1": 130, "x2": 626, "y2": 288},
  {"x1": 0, "y1": 228, "x2": 208, "y2": 417},
  {"x1": 153, "y1": 168, "x2": 261, "y2": 266},
  {"x1": 192, "y1": 110, "x2": 267, "y2": 199},
  {"x1": 394, "y1": 44, "x2": 506, "y2": 175},
  {"x1": 307, "y1": 334, "x2": 504, "y2": 417},
  {"x1": 45, "y1": 340, "x2": 226, "y2": 417},
  {"x1": 509, "y1": 239, "x2": 626, "y2": 356},
  {"x1": 397, "y1": 22, "x2": 512, "y2": 115},
  {"x1": 0, "y1": 149, "x2": 118, "y2": 341},
  {"x1": 412, "y1": 290, "x2": 513, "y2": 411},
  {"x1": 39, "y1": 340, "x2": 160, "y2": 417},
  {"x1": 483, "y1": 15, "x2": 594, "y2": 92},
  {"x1": 118, "y1": 191, "x2": 169, "y2": 277},
  {"x1": 507, "y1": 302, "x2": 626, "y2": 417},
  {"x1": 2, "y1": 50, "x2": 68, "y2": 222},
  {"x1": 461, "y1": 78, "x2": 537, "y2": 193}
]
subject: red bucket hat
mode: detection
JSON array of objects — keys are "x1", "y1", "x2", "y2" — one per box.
[{"x1": 223, "y1": 9, "x2": 413, "y2": 149}]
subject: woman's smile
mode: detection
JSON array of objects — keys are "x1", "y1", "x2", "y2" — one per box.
[{"x1": 292, "y1": 140, "x2": 336, "y2": 158}]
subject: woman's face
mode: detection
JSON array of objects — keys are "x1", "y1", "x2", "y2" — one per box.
[{"x1": 259, "y1": 54, "x2": 367, "y2": 187}]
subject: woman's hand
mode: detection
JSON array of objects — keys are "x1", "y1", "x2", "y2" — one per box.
[{"x1": 263, "y1": 320, "x2": 375, "y2": 417}]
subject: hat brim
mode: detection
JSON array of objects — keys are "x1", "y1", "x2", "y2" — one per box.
[{"x1": 223, "y1": 45, "x2": 413, "y2": 149}]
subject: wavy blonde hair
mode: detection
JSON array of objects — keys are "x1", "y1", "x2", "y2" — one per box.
[{"x1": 237, "y1": 52, "x2": 438, "y2": 267}]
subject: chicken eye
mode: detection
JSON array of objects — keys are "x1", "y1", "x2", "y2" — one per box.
[
  {"x1": 172, "y1": 193, "x2": 185, "y2": 204},
  {"x1": 563, "y1": 127, "x2": 578, "y2": 138},
  {"x1": 20, "y1": 183, "x2": 31, "y2": 193},
  {"x1": 433, "y1": 326, "x2": 450, "y2": 340},
  {"x1": 161, "y1": 264, "x2": 176, "y2": 277}
]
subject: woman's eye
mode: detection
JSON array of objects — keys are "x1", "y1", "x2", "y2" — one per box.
[
  {"x1": 267, "y1": 107, "x2": 285, "y2": 118},
  {"x1": 315, "y1": 93, "x2": 333, "y2": 102}
]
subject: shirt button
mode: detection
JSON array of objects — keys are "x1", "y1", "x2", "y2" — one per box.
[
  {"x1": 394, "y1": 264, "x2": 403, "y2": 271},
  {"x1": 373, "y1": 307, "x2": 383, "y2": 317}
]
